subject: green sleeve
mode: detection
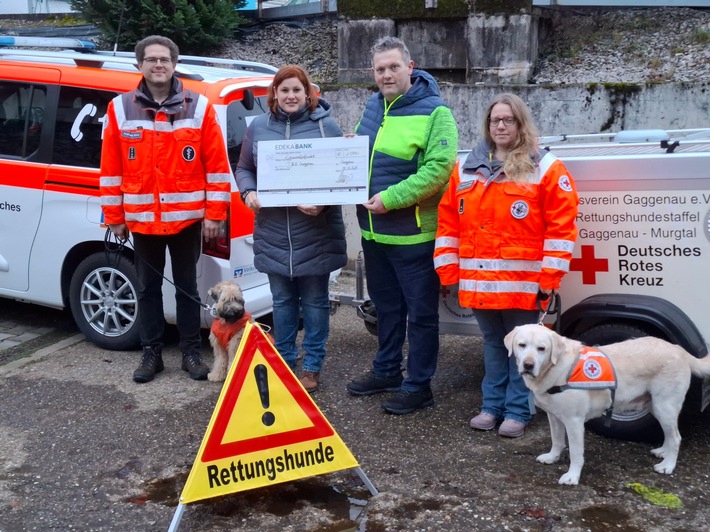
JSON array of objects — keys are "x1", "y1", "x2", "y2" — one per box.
[{"x1": 380, "y1": 106, "x2": 458, "y2": 210}]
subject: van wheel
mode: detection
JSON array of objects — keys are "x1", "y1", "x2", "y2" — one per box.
[
  {"x1": 575, "y1": 323, "x2": 662, "y2": 443},
  {"x1": 69, "y1": 253, "x2": 141, "y2": 350}
]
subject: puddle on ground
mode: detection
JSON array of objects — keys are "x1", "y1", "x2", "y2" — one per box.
[
  {"x1": 137, "y1": 473, "x2": 370, "y2": 530},
  {"x1": 577, "y1": 504, "x2": 644, "y2": 531}
]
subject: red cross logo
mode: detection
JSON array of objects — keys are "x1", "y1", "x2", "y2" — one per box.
[
  {"x1": 440, "y1": 285, "x2": 452, "y2": 298},
  {"x1": 570, "y1": 245, "x2": 609, "y2": 285}
]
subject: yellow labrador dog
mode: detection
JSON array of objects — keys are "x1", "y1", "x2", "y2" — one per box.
[{"x1": 505, "y1": 323, "x2": 710, "y2": 485}]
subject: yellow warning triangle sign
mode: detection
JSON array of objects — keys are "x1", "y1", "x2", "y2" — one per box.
[{"x1": 180, "y1": 322, "x2": 359, "y2": 504}]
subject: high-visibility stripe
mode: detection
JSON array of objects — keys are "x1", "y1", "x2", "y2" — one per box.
[
  {"x1": 155, "y1": 121, "x2": 174, "y2": 132},
  {"x1": 538, "y1": 151, "x2": 557, "y2": 179},
  {"x1": 160, "y1": 191, "x2": 205, "y2": 203},
  {"x1": 126, "y1": 211, "x2": 155, "y2": 222},
  {"x1": 544, "y1": 238, "x2": 575, "y2": 252},
  {"x1": 207, "y1": 191, "x2": 230, "y2": 202},
  {"x1": 162, "y1": 209, "x2": 205, "y2": 222},
  {"x1": 124, "y1": 120, "x2": 154, "y2": 130},
  {"x1": 207, "y1": 172, "x2": 231, "y2": 183},
  {"x1": 543, "y1": 256, "x2": 570, "y2": 271},
  {"x1": 433, "y1": 253, "x2": 458, "y2": 269},
  {"x1": 100, "y1": 176, "x2": 122, "y2": 186},
  {"x1": 460, "y1": 279, "x2": 539, "y2": 294},
  {"x1": 101, "y1": 196, "x2": 122, "y2": 206},
  {"x1": 460, "y1": 258, "x2": 542, "y2": 272},
  {"x1": 124, "y1": 193, "x2": 154, "y2": 205},
  {"x1": 435, "y1": 236, "x2": 459, "y2": 248}
]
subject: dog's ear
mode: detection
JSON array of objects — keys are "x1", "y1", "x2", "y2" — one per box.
[
  {"x1": 504, "y1": 326, "x2": 519, "y2": 357},
  {"x1": 549, "y1": 330, "x2": 566, "y2": 365},
  {"x1": 209, "y1": 283, "x2": 222, "y2": 302}
]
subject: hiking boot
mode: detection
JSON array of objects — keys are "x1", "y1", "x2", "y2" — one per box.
[
  {"x1": 300, "y1": 371, "x2": 319, "y2": 393},
  {"x1": 470, "y1": 412, "x2": 498, "y2": 431},
  {"x1": 346, "y1": 371, "x2": 403, "y2": 396},
  {"x1": 181, "y1": 352, "x2": 209, "y2": 380},
  {"x1": 381, "y1": 389, "x2": 434, "y2": 415},
  {"x1": 133, "y1": 346, "x2": 164, "y2": 383},
  {"x1": 498, "y1": 418, "x2": 527, "y2": 438}
]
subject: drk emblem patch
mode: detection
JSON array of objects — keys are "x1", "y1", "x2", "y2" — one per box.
[{"x1": 510, "y1": 200, "x2": 529, "y2": 219}]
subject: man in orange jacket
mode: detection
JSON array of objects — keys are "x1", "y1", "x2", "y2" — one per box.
[{"x1": 100, "y1": 35, "x2": 231, "y2": 383}]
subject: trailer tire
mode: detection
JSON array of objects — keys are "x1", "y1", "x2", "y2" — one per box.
[
  {"x1": 576, "y1": 323, "x2": 662, "y2": 443},
  {"x1": 69, "y1": 252, "x2": 141, "y2": 350}
]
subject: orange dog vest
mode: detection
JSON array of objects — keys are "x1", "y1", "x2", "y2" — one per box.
[
  {"x1": 210, "y1": 312, "x2": 252, "y2": 351},
  {"x1": 547, "y1": 345, "x2": 617, "y2": 394},
  {"x1": 566, "y1": 346, "x2": 617, "y2": 389}
]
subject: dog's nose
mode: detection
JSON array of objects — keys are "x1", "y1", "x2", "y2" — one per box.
[
  {"x1": 223, "y1": 308, "x2": 246, "y2": 323},
  {"x1": 523, "y1": 360, "x2": 535, "y2": 371}
]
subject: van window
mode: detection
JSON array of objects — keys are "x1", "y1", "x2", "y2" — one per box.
[
  {"x1": 0, "y1": 81, "x2": 46, "y2": 158},
  {"x1": 53, "y1": 86, "x2": 117, "y2": 168},
  {"x1": 226, "y1": 95, "x2": 268, "y2": 172}
]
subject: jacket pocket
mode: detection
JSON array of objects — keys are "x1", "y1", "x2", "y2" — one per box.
[
  {"x1": 119, "y1": 130, "x2": 145, "y2": 174},
  {"x1": 173, "y1": 129, "x2": 204, "y2": 181}
]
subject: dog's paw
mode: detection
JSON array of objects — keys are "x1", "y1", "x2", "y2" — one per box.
[
  {"x1": 650, "y1": 446, "x2": 666, "y2": 458},
  {"x1": 654, "y1": 460, "x2": 677, "y2": 475},
  {"x1": 558, "y1": 472, "x2": 580, "y2": 485},
  {"x1": 207, "y1": 371, "x2": 225, "y2": 382},
  {"x1": 537, "y1": 452, "x2": 561, "y2": 464}
]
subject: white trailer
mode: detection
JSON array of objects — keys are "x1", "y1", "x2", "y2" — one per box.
[{"x1": 333, "y1": 128, "x2": 710, "y2": 440}]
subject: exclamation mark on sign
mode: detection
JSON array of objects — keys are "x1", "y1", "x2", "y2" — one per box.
[{"x1": 254, "y1": 364, "x2": 275, "y2": 426}]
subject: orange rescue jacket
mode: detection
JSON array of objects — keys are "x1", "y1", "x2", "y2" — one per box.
[
  {"x1": 100, "y1": 78, "x2": 231, "y2": 235},
  {"x1": 434, "y1": 149, "x2": 578, "y2": 310}
]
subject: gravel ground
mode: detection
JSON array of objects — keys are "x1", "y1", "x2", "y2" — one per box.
[{"x1": 2, "y1": 270, "x2": 710, "y2": 531}]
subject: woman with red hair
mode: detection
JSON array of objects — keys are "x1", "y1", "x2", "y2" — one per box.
[{"x1": 235, "y1": 65, "x2": 347, "y2": 393}]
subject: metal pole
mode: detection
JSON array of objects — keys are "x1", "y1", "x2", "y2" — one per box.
[
  {"x1": 167, "y1": 502, "x2": 186, "y2": 532},
  {"x1": 354, "y1": 467, "x2": 379, "y2": 496}
]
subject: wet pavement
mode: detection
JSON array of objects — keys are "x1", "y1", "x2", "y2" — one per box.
[{"x1": 1, "y1": 271, "x2": 710, "y2": 531}]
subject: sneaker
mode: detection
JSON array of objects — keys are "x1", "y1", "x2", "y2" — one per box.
[
  {"x1": 498, "y1": 418, "x2": 527, "y2": 438},
  {"x1": 381, "y1": 390, "x2": 435, "y2": 415},
  {"x1": 346, "y1": 371, "x2": 403, "y2": 396},
  {"x1": 300, "y1": 371, "x2": 319, "y2": 393},
  {"x1": 133, "y1": 347, "x2": 164, "y2": 383},
  {"x1": 469, "y1": 412, "x2": 498, "y2": 431},
  {"x1": 181, "y1": 352, "x2": 209, "y2": 380}
]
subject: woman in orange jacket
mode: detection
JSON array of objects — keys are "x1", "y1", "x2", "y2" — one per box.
[{"x1": 434, "y1": 93, "x2": 579, "y2": 437}]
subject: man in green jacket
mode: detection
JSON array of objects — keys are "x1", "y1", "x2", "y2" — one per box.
[{"x1": 346, "y1": 36, "x2": 459, "y2": 414}]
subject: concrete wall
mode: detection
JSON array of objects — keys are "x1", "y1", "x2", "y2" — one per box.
[
  {"x1": 338, "y1": 15, "x2": 539, "y2": 85},
  {"x1": 322, "y1": 81, "x2": 710, "y2": 264}
]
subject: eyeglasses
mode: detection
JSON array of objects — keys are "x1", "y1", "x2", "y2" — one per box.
[
  {"x1": 143, "y1": 57, "x2": 173, "y2": 65},
  {"x1": 488, "y1": 117, "x2": 516, "y2": 127}
]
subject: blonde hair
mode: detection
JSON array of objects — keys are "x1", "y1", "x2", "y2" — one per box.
[{"x1": 483, "y1": 93, "x2": 540, "y2": 182}]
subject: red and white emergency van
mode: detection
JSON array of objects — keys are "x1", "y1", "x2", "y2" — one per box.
[
  {"x1": 0, "y1": 37, "x2": 276, "y2": 350},
  {"x1": 341, "y1": 128, "x2": 710, "y2": 440}
]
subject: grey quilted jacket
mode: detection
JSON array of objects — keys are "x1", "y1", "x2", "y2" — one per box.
[{"x1": 235, "y1": 99, "x2": 347, "y2": 277}]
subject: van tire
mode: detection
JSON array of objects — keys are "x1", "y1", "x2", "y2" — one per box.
[
  {"x1": 575, "y1": 323, "x2": 663, "y2": 443},
  {"x1": 69, "y1": 253, "x2": 141, "y2": 350}
]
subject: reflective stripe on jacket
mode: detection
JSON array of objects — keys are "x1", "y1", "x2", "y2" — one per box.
[
  {"x1": 100, "y1": 78, "x2": 231, "y2": 235},
  {"x1": 434, "y1": 148, "x2": 579, "y2": 310}
]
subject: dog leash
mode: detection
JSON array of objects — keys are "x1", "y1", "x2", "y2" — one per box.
[
  {"x1": 103, "y1": 228, "x2": 215, "y2": 314},
  {"x1": 536, "y1": 291, "x2": 561, "y2": 332}
]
